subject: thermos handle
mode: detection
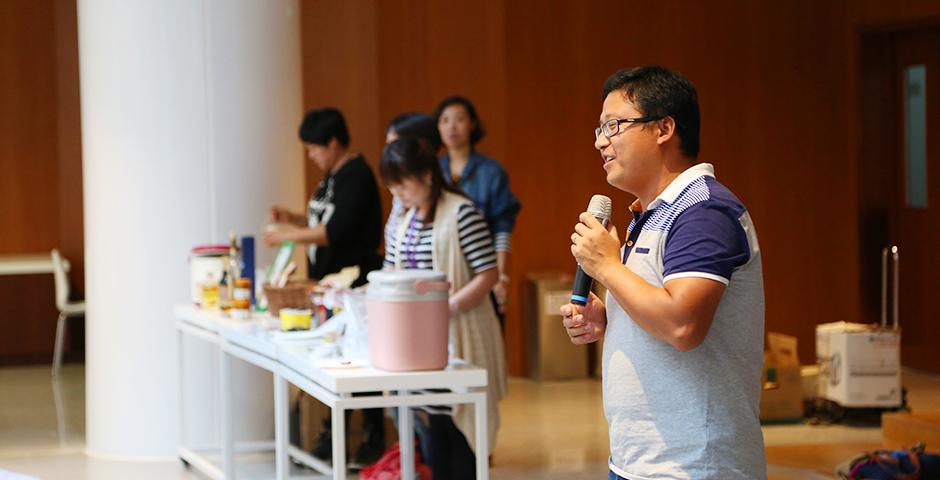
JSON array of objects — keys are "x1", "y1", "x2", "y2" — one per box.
[{"x1": 414, "y1": 280, "x2": 451, "y2": 295}]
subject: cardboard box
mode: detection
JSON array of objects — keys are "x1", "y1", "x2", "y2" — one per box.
[
  {"x1": 760, "y1": 333, "x2": 804, "y2": 421},
  {"x1": 524, "y1": 272, "x2": 588, "y2": 380}
]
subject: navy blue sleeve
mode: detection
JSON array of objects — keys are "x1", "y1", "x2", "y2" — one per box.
[
  {"x1": 483, "y1": 164, "x2": 521, "y2": 235},
  {"x1": 662, "y1": 202, "x2": 750, "y2": 284}
]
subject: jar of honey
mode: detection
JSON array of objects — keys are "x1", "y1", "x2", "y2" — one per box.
[{"x1": 232, "y1": 277, "x2": 252, "y2": 316}]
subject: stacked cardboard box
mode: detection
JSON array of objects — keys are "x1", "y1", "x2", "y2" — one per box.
[
  {"x1": 524, "y1": 272, "x2": 588, "y2": 380},
  {"x1": 760, "y1": 333, "x2": 804, "y2": 421}
]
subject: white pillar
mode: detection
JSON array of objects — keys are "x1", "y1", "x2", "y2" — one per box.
[{"x1": 79, "y1": 0, "x2": 303, "y2": 458}]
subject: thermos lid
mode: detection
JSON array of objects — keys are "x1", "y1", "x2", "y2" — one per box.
[
  {"x1": 367, "y1": 270, "x2": 445, "y2": 284},
  {"x1": 191, "y1": 244, "x2": 229, "y2": 256},
  {"x1": 366, "y1": 270, "x2": 449, "y2": 301}
]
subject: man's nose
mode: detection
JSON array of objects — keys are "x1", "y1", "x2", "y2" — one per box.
[{"x1": 594, "y1": 133, "x2": 609, "y2": 151}]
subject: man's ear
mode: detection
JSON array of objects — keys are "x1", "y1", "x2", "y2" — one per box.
[{"x1": 656, "y1": 116, "x2": 677, "y2": 146}]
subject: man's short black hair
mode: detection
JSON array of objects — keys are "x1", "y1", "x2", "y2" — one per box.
[
  {"x1": 433, "y1": 95, "x2": 485, "y2": 146},
  {"x1": 298, "y1": 107, "x2": 350, "y2": 147},
  {"x1": 603, "y1": 66, "x2": 700, "y2": 158}
]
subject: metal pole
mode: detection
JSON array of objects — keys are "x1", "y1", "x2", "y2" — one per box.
[{"x1": 892, "y1": 246, "x2": 900, "y2": 330}]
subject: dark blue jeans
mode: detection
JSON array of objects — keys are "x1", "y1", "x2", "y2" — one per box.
[
  {"x1": 608, "y1": 471, "x2": 628, "y2": 480},
  {"x1": 416, "y1": 413, "x2": 476, "y2": 480}
]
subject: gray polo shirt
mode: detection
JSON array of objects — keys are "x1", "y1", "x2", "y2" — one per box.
[{"x1": 604, "y1": 163, "x2": 767, "y2": 479}]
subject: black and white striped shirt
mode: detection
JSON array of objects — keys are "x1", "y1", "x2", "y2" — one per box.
[
  {"x1": 383, "y1": 203, "x2": 496, "y2": 416},
  {"x1": 384, "y1": 203, "x2": 497, "y2": 273}
]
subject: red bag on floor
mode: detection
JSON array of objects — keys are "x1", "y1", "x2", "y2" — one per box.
[{"x1": 359, "y1": 442, "x2": 432, "y2": 480}]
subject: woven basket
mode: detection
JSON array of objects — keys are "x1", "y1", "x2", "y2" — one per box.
[{"x1": 263, "y1": 280, "x2": 316, "y2": 316}]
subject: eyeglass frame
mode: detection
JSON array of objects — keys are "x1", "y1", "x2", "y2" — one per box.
[{"x1": 594, "y1": 116, "x2": 662, "y2": 139}]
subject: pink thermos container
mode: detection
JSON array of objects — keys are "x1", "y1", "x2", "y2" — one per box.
[{"x1": 365, "y1": 270, "x2": 451, "y2": 371}]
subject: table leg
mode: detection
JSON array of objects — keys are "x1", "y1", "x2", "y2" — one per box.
[
  {"x1": 398, "y1": 393, "x2": 414, "y2": 480},
  {"x1": 220, "y1": 348, "x2": 235, "y2": 479},
  {"x1": 274, "y1": 373, "x2": 289, "y2": 480},
  {"x1": 475, "y1": 393, "x2": 488, "y2": 480},
  {"x1": 332, "y1": 400, "x2": 346, "y2": 480},
  {"x1": 178, "y1": 328, "x2": 185, "y2": 452}
]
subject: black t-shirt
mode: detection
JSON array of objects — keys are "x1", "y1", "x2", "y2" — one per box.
[{"x1": 307, "y1": 155, "x2": 383, "y2": 286}]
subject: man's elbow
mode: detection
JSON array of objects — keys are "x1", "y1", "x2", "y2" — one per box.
[{"x1": 670, "y1": 323, "x2": 708, "y2": 352}]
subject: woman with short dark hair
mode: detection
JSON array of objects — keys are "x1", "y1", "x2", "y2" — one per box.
[
  {"x1": 265, "y1": 107, "x2": 383, "y2": 287},
  {"x1": 435, "y1": 96, "x2": 520, "y2": 323}
]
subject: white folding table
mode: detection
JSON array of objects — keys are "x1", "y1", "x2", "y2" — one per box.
[{"x1": 175, "y1": 305, "x2": 489, "y2": 480}]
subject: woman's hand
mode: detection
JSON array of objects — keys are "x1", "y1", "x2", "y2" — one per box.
[
  {"x1": 263, "y1": 227, "x2": 295, "y2": 247},
  {"x1": 492, "y1": 275, "x2": 509, "y2": 313},
  {"x1": 449, "y1": 268, "x2": 498, "y2": 317},
  {"x1": 269, "y1": 205, "x2": 300, "y2": 225}
]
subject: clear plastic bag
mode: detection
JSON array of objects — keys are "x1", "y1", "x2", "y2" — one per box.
[{"x1": 338, "y1": 290, "x2": 369, "y2": 361}]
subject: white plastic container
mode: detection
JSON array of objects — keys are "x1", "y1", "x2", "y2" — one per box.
[
  {"x1": 189, "y1": 245, "x2": 228, "y2": 305},
  {"x1": 366, "y1": 270, "x2": 450, "y2": 371}
]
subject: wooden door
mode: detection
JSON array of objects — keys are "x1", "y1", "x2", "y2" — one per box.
[{"x1": 892, "y1": 31, "x2": 940, "y2": 372}]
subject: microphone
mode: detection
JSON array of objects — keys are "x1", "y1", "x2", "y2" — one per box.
[{"x1": 570, "y1": 195, "x2": 612, "y2": 306}]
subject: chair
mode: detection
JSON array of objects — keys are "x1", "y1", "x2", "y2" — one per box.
[{"x1": 51, "y1": 249, "x2": 84, "y2": 378}]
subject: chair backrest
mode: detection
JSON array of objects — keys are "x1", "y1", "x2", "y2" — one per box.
[{"x1": 50, "y1": 249, "x2": 70, "y2": 310}]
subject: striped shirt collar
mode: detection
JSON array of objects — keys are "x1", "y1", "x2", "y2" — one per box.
[{"x1": 629, "y1": 162, "x2": 716, "y2": 212}]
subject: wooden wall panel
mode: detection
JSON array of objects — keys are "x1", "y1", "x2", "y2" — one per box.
[
  {"x1": 300, "y1": 0, "x2": 380, "y2": 196},
  {"x1": 502, "y1": 0, "x2": 857, "y2": 363},
  {"x1": 372, "y1": 0, "x2": 517, "y2": 369},
  {"x1": 54, "y1": 0, "x2": 84, "y2": 293},
  {"x1": 0, "y1": 1, "x2": 60, "y2": 252},
  {"x1": 0, "y1": 0, "x2": 83, "y2": 365}
]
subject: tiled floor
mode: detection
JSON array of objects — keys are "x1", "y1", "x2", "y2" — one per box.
[{"x1": 1, "y1": 364, "x2": 939, "y2": 479}]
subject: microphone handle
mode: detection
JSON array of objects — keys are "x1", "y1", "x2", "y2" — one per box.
[
  {"x1": 570, "y1": 214, "x2": 609, "y2": 306},
  {"x1": 571, "y1": 266, "x2": 593, "y2": 306}
]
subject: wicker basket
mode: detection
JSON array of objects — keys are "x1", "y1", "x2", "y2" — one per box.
[{"x1": 263, "y1": 280, "x2": 317, "y2": 316}]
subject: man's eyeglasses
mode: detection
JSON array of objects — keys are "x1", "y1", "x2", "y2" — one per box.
[{"x1": 594, "y1": 116, "x2": 661, "y2": 139}]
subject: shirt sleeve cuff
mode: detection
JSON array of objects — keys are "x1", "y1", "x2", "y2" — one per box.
[
  {"x1": 662, "y1": 271, "x2": 729, "y2": 285},
  {"x1": 494, "y1": 232, "x2": 512, "y2": 252}
]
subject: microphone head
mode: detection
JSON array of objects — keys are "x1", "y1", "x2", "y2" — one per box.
[{"x1": 587, "y1": 194, "x2": 612, "y2": 224}]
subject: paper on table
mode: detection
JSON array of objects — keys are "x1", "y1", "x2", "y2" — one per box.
[
  {"x1": 316, "y1": 358, "x2": 366, "y2": 369},
  {"x1": 269, "y1": 329, "x2": 322, "y2": 342},
  {"x1": 319, "y1": 265, "x2": 360, "y2": 289}
]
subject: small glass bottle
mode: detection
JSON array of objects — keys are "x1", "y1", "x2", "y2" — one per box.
[{"x1": 232, "y1": 277, "x2": 252, "y2": 319}]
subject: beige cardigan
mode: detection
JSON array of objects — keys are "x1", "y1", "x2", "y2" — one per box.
[{"x1": 394, "y1": 190, "x2": 508, "y2": 454}]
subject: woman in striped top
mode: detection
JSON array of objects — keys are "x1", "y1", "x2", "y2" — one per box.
[
  {"x1": 382, "y1": 112, "x2": 442, "y2": 262},
  {"x1": 379, "y1": 137, "x2": 508, "y2": 480}
]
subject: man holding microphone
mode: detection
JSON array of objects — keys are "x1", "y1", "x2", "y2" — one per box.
[{"x1": 562, "y1": 66, "x2": 767, "y2": 479}]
